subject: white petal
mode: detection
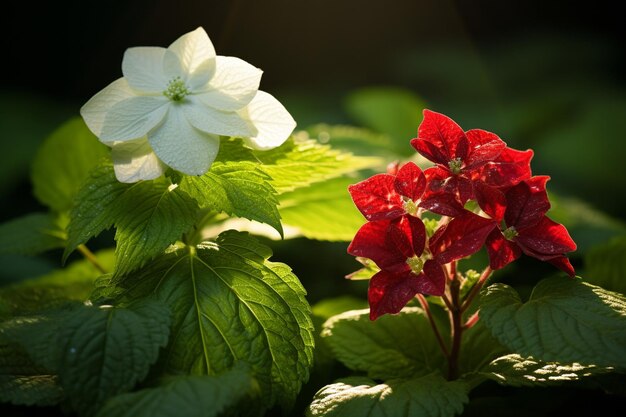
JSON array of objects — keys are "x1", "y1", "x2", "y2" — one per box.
[
  {"x1": 81, "y1": 78, "x2": 135, "y2": 137},
  {"x1": 100, "y1": 96, "x2": 169, "y2": 142},
  {"x1": 165, "y1": 27, "x2": 216, "y2": 89},
  {"x1": 238, "y1": 91, "x2": 296, "y2": 150},
  {"x1": 196, "y1": 56, "x2": 262, "y2": 111},
  {"x1": 148, "y1": 105, "x2": 220, "y2": 175},
  {"x1": 183, "y1": 97, "x2": 257, "y2": 137},
  {"x1": 110, "y1": 137, "x2": 165, "y2": 183},
  {"x1": 122, "y1": 47, "x2": 167, "y2": 93}
]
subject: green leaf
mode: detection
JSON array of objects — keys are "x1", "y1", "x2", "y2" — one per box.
[
  {"x1": 307, "y1": 124, "x2": 397, "y2": 159},
  {"x1": 57, "y1": 299, "x2": 170, "y2": 416},
  {"x1": 458, "y1": 320, "x2": 508, "y2": 377},
  {"x1": 0, "y1": 339, "x2": 63, "y2": 406},
  {"x1": 0, "y1": 250, "x2": 115, "y2": 316},
  {"x1": 478, "y1": 353, "x2": 612, "y2": 387},
  {"x1": 345, "y1": 87, "x2": 427, "y2": 156},
  {"x1": 321, "y1": 307, "x2": 445, "y2": 380},
  {"x1": 279, "y1": 177, "x2": 365, "y2": 241},
  {"x1": 312, "y1": 296, "x2": 368, "y2": 320},
  {"x1": 114, "y1": 231, "x2": 314, "y2": 410},
  {"x1": 96, "y1": 365, "x2": 257, "y2": 417},
  {"x1": 0, "y1": 213, "x2": 65, "y2": 255},
  {"x1": 307, "y1": 375, "x2": 468, "y2": 417},
  {"x1": 179, "y1": 161, "x2": 282, "y2": 237},
  {"x1": 584, "y1": 235, "x2": 626, "y2": 294},
  {"x1": 31, "y1": 117, "x2": 109, "y2": 212},
  {"x1": 480, "y1": 277, "x2": 626, "y2": 368}
]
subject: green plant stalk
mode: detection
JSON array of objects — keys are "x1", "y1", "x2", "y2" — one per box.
[{"x1": 77, "y1": 244, "x2": 107, "y2": 274}]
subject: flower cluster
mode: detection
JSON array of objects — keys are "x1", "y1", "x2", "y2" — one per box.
[
  {"x1": 348, "y1": 110, "x2": 576, "y2": 320},
  {"x1": 81, "y1": 27, "x2": 296, "y2": 183}
]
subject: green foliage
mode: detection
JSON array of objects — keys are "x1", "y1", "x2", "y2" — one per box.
[
  {"x1": 31, "y1": 118, "x2": 109, "y2": 212},
  {"x1": 279, "y1": 177, "x2": 365, "y2": 241},
  {"x1": 321, "y1": 307, "x2": 445, "y2": 380},
  {"x1": 307, "y1": 375, "x2": 468, "y2": 417},
  {"x1": 113, "y1": 231, "x2": 314, "y2": 410},
  {"x1": 311, "y1": 296, "x2": 368, "y2": 320},
  {"x1": 96, "y1": 365, "x2": 257, "y2": 417},
  {"x1": 480, "y1": 277, "x2": 626, "y2": 369},
  {"x1": 584, "y1": 235, "x2": 626, "y2": 294},
  {"x1": 0, "y1": 213, "x2": 65, "y2": 255},
  {"x1": 307, "y1": 124, "x2": 396, "y2": 159}
]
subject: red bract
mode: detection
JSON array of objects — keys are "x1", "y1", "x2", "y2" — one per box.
[
  {"x1": 485, "y1": 176, "x2": 577, "y2": 276},
  {"x1": 347, "y1": 216, "x2": 445, "y2": 320},
  {"x1": 348, "y1": 162, "x2": 426, "y2": 221}
]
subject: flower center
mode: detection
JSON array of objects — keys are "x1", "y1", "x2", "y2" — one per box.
[
  {"x1": 448, "y1": 157, "x2": 463, "y2": 174},
  {"x1": 402, "y1": 197, "x2": 418, "y2": 216},
  {"x1": 503, "y1": 226, "x2": 519, "y2": 241},
  {"x1": 163, "y1": 77, "x2": 190, "y2": 101},
  {"x1": 406, "y1": 256, "x2": 424, "y2": 275}
]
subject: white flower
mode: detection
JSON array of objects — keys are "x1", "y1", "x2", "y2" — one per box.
[{"x1": 81, "y1": 27, "x2": 296, "y2": 182}]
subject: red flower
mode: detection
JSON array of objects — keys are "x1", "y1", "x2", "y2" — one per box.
[
  {"x1": 348, "y1": 162, "x2": 427, "y2": 221},
  {"x1": 485, "y1": 176, "x2": 577, "y2": 276},
  {"x1": 347, "y1": 216, "x2": 445, "y2": 320}
]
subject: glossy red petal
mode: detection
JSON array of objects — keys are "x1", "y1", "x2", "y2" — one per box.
[
  {"x1": 464, "y1": 129, "x2": 506, "y2": 169},
  {"x1": 430, "y1": 212, "x2": 497, "y2": 264},
  {"x1": 420, "y1": 192, "x2": 466, "y2": 217},
  {"x1": 394, "y1": 162, "x2": 426, "y2": 201},
  {"x1": 485, "y1": 229, "x2": 522, "y2": 270},
  {"x1": 387, "y1": 216, "x2": 427, "y2": 259},
  {"x1": 410, "y1": 138, "x2": 449, "y2": 166},
  {"x1": 546, "y1": 256, "x2": 576, "y2": 277},
  {"x1": 455, "y1": 135, "x2": 470, "y2": 161},
  {"x1": 348, "y1": 174, "x2": 404, "y2": 221},
  {"x1": 420, "y1": 260, "x2": 446, "y2": 296},
  {"x1": 413, "y1": 109, "x2": 467, "y2": 163},
  {"x1": 474, "y1": 182, "x2": 506, "y2": 222},
  {"x1": 504, "y1": 176, "x2": 551, "y2": 230},
  {"x1": 516, "y1": 216, "x2": 577, "y2": 257},
  {"x1": 368, "y1": 270, "x2": 422, "y2": 320},
  {"x1": 479, "y1": 147, "x2": 533, "y2": 188},
  {"x1": 348, "y1": 219, "x2": 407, "y2": 273}
]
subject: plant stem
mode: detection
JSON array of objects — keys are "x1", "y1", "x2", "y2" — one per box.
[
  {"x1": 416, "y1": 294, "x2": 449, "y2": 358},
  {"x1": 77, "y1": 244, "x2": 107, "y2": 274},
  {"x1": 461, "y1": 266, "x2": 492, "y2": 313},
  {"x1": 447, "y1": 278, "x2": 462, "y2": 380}
]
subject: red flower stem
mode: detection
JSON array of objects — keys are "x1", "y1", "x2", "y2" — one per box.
[
  {"x1": 416, "y1": 294, "x2": 450, "y2": 358},
  {"x1": 462, "y1": 311, "x2": 480, "y2": 330},
  {"x1": 447, "y1": 277, "x2": 462, "y2": 380},
  {"x1": 460, "y1": 266, "x2": 493, "y2": 313}
]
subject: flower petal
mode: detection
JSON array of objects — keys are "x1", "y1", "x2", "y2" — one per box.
[
  {"x1": 504, "y1": 176, "x2": 550, "y2": 230},
  {"x1": 81, "y1": 78, "x2": 136, "y2": 137},
  {"x1": 486, "y1": 229, "x2": 522, "y2": 270},
  {"x1": 122, "y1": 47, "x2": 167, "y2": 93},
  {"x1": 238, "y1": 91, "x2": 296, "y2": 150},
  {"x1": 148, "y1": 105, "x2": 220, "y2": 175},
  {"x1": 392, "y1": 215, "x2": 426, "y2": 258},
  {"x1": 99, "y1": 96, "x2": 168, "y2": 142},
  {"x1": 420, "y1": 260, "x2": 446, "y2": 296},
  {"x1": 184, "y1": 97, "x2": 257, "y2": 137},
  {"x1": 347, "y1": 219, "x2": 408, "y2": 273},
  {"x1": 196, "y1": 56, "x2": 262, "y2": 111},
  {"x1": 464, "y1": 129, "x2": 506, "y2": 169},
  {"x1": 546, "y1": 256, "x2": 576, "y2": 277},
  {"x1": 348, "y1": 174, "x2": 404, "y2": 221},
  {"x1": 368, "y1": 270, "x2": 421, "y2": 320},
  {"x1": 165, "y1": 27, "x2": 216, "y2": 89},
  {"x1": 474, "y1": 182, "x2": 506, "y2": 222},
  {"x1": 110, "y1": 138, "x2": 165, "y2": 183},
  {"x1": 411, "y1": 109, "x2": 467, "y2": 164},
  {"x1": 479, "y1": 147, "x2": 533, "y2": 188},
  {"x1": 516, "y1": 216, "x2": 577, "y2": 258},
  {"x1": 394, "y1": 162, "x2": 426, "y2": 202},
  {"x1": 430, "y1": 212, "x2": 496, "y2": 264}
]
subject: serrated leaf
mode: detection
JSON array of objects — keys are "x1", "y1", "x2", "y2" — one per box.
[
  {"x1": 480, "y1": 277, "x2": 626, "y2": 368},
  {"x1": 96, "y1": 365, "x2": 257, "y2": 417},
  {"x1": 321, "y1": 307, "x2": 445, "y2": 380},
  {"x1": 584, "y1": 235, "x2": 626, "y2": 294},
  {"x1": 31, "y1": 117, "x2": 109, "y2": 212},
  {"x1": 114, "y1": 231, "x2": 314, "y2": 410},
  {"x1": 0, "y1": 339, "x2": 63, "y2": 406},
  {"x1": 307, "y1": 375, "x2": 468, "y2": 417},
  {"x1": 0, "y1": 250, "x2": 115, "y2": 316},
  {"x1": 279, "y1": 177, "x2": 365, "y2": 241},
  {"x1": 179, "y1": 161, "x2": 282, "y2": 237},
  {"x1": 0, "y1": 213, "x2": 65, "y2": 255},
  {"x1": 478, "y1": 353, "x2": 612, "y2": 387},
  {"x1": 58, "y1": 299, "x2": 170, "y2": 416}
]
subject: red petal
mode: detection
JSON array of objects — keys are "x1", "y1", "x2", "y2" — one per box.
[
  {"x1": 464, "y1": 129, "x2": 506, "y2": 169},
  {"x1": 486, "y1": 229, "x2": 522, "y2": 270},
  {"x1": 420, "y1": 260, "x2": 446, "y2": 296},
  {"x1": 430, "y1": 212, "x2": 497, "y2": 264},
  {"x1": 479, "y1": 147, "x2": 533, "y2": 188},
  {"x1": 422, "y1": 166, "x2": 473, "y2": 207},
  {"x1": 412, "y1": 109, "x2": 467, "y2": 164},
  {"x1": 516, "y1": 216, "x2": 577, "y2": 257},
  {"x1": 394, "y1": 162, "x2": 426, "y2": 201},
  {"x1": 368, "y1": 270, "x2": 422, "y2": 320},
  {"x1": 504, "y1": 176, "x2": 550, "y2": 230},
  {"x1": 387, "y1": 216, "x2": 426, "y2": 259},
  {"x1": 546, "y1": 256, "x2": 576, "y2": 277},
  {"x1": 474, "y1": 182, "x2": 506, "y2": 222},
  {"x1": 420, "y1": 192, "x2": 466, "y2": 217},
  {"x1": 348, "y1": 219, "x2": 408, "y2": 273},
  {"x1": 348, "y1": 174, "x2": 404, "y2": 221}
]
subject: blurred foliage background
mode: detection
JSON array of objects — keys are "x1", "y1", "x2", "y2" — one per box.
[{"x1": 0, "y1": 1, "x2": 625, "y2": 414}]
